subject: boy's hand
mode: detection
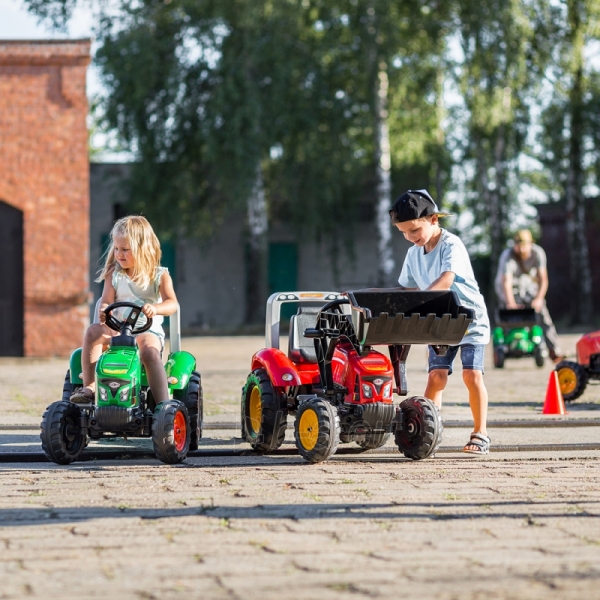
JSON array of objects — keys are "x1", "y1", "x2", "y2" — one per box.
[{"x1": 141, "y1": 303, "x2": 157, "y2": 318}]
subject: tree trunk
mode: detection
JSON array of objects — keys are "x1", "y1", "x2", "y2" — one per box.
[
  {"x1": 245, "y1": 163, "x2": 268, "y2": 325},
  {"x1": 565, "y1": 1, "x2": 593, "y2": 324},
  {"x1": 374, "y1": 62, "x2": 394, "y2": 286},
  {"x1": 490, "y1": 124, "x2": 506, "y2": 293}
]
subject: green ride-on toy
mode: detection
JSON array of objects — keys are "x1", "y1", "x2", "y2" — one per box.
[
  {"x1": 492, "y1": 308, "x2": 545, "y2": 369},
  {"x1": 40, "y1": 302, "x2": 203, "y2": 465}
]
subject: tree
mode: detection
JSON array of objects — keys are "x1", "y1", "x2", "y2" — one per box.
[
  {"x1": 450, "y1": 0, "x2": 555, "y2": 303},
  {"x1": 538, "y1": 0, "x2": 600, "y2": 324},
  {"x1": 25, "y1": 0, "x2": 454, "y2": 305}
]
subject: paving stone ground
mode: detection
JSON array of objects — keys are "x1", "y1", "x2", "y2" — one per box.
[{"x1": 1, "y1": 334, "x2": 600, "y2": 599}]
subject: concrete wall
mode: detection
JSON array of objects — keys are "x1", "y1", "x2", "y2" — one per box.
[{"x1": 0, "y1": 40, "x2": 91, "y2": 356}]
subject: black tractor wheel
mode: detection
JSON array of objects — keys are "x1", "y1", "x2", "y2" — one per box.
[
  {"x1": 357, "y1": 432, "x2": 392, "y2": 451},
  {"x1": 394, "y1": 396, "x2": 442, "y2": 460},
  {"x1": 493, "y1": 346, "x2": 505, "y2": 369},
  {"x1": 61, "y1": 369, "x2": 81, "y2": 402},
  {"x1": 241, "y1": 368, "x2": 288, "y2": 453},
  {"x1": 534, "y1": 346, "x2": 545, "y2": 368},
  {"x1": 40, "y1": 401, "x2": 86, "y2": 465},
  {"x1": 294, "y1": 397, "x2": 340, "y2": 464},
  {"x1": 179, "y1": 371, "x2": 203, "y2": 451},
  {"x1": 152, "y1": 401, "x2": 190, "y2": 464},
  {"x1": 556, "y1": 361, "x2": 588, "y2": 402}
]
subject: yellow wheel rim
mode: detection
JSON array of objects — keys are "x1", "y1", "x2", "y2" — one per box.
[
  {"x1": 298, "y1": 409, "x2": 319, "y2": 451},
  {"x1": 249, "y1": 387, "x2": 262, "y2": 434},
  {"x1": 557, "y1": 367, "x2": 577, "y2": 395}
]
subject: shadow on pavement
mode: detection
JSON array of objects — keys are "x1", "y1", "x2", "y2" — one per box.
[{"x1": 0, "y1": 499, "x2": 598, "y2": 526}]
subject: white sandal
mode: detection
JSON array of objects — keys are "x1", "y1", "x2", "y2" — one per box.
[{"x1": 463, "y1": 432, "x2": 491, "y2": 455}]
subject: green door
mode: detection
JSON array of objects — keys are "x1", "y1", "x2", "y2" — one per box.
[{"x1": 269, "y1": 242, "x2": 298, "y2": 321}]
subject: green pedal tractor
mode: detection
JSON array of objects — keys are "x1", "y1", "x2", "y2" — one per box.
[
  {"x1": 492, "y1": 308, "x2": 545, "y2": 368},
  {"x1": 40, "y1": 302, "x2": 202, "y2": 465}
]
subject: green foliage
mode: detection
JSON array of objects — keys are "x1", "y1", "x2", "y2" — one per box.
[{"x1": 26, "y1": 0, "x2": 600, "y2": 276}]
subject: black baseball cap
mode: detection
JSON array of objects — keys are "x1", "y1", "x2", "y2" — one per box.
[{"x1": 389, "y1": 189, "x2": 453, "y2": 224}]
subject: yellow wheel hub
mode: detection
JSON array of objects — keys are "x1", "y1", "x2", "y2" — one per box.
[
  {"x1": 557, "y1": 367, "x2": 577, "y2": 395},
  {"x1": 298, "y1": 409, "x2": 319, "y2": 451},
  {"x1": 248, "y1": 386, "x2": 262, "y2": 434}
]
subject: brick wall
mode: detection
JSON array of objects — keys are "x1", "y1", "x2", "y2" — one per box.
[{"x1": 0, "y1": 40, "x2": 91, "y2": 356}]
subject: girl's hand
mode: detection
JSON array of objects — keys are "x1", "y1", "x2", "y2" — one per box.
[
  {"x1": 141, "y1": 303, "x2": 157, "y2": 318},
  {"x1": 99, "y1": 303, "x2": 109, "y2": 323}
]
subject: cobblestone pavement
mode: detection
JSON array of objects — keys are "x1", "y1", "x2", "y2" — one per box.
[{"x1": 1, "y1": 334, "x2": 600, "y2": 599}]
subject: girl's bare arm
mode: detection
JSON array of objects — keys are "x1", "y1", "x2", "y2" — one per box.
[
  {"x1": 142, "y1": 271, "x2": 178, "y2": 318},
  {"x1": 98, "y1": 270, "x2": 116, "y2": 323}
]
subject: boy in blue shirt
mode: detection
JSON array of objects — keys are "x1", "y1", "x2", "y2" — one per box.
[{"x1": 390, "y1": 189, "x2": 491, "y2": 455}]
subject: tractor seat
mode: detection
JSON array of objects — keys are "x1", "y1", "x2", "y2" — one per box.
[{"x1": 288, "y1": 307, "x2": 320, "y2": 364}]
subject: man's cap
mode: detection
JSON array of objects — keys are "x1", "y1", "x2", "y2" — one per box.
[
  {"x1": 513, "y1": 229, "x2": 533, "y2": 243},
  {"x1": 389, "y1": 189, "x2": 453, "y2": 224}
]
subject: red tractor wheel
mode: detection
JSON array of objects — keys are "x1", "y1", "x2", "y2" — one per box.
[
  {"x1": 152, "y1": 400, "x2": 190, "y2": 464},
  {"x1": 241, "y1": 369, "x2": 287, "y2": 453},
  {"x1": 556, "y1": 361, "x2": 588, "y2": 402}
]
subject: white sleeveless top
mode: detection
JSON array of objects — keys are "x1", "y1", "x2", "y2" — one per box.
[{"x1": 112, "y1": 266, "x2": 167, "y2": 338}]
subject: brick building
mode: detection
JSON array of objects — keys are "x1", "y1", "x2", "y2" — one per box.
[{"x1": 0, "y1": 40, "x2": 91, "y2": 356}]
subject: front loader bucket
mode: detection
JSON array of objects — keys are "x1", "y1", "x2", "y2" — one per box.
[{"x1": 346, "y1": 289, "x2": 474, "y2": 347}]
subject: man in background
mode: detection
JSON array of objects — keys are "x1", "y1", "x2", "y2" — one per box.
[{"x1": 494, "y1": 229, "x2": 565, "y2": 362}]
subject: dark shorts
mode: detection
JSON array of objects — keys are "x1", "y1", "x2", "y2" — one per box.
[{"x1": 428, "y1": 344, "x2": 485, "y2": 375}]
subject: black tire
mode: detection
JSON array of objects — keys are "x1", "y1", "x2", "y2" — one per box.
[
  {"x1": 493, "y1": 346, "x2": 505, "y2": 369},
  {"x1": 241, "y1": 368, "x2": 287, "y2": 453},
  {"x1": 178, "y1": 371, "x2": 203, "y2": 451},
  {"x1": 40, "y1": 401, "x2": 86, "y2": 465},
  {"x1": 294, "y1": 397, "x2": 340, "y2": 464},
  {"x1": 534, "y1": 346, "x2": 545, "y2": 368},
  {"x1": 556, "y1": 361, "x2": 588, "y2": 402},
  {"x1": 357, "y1": 432, "x2": 392, "y2": 451},
  {"x1": 395, "y1": 396, "x2": 442, "y2": 460},
  {"x1": 62, "y1": 369, "x2": 82, "y2": 402},
  {"x1": 152, "y1": 401, "x2": 190, "y2": 464}
]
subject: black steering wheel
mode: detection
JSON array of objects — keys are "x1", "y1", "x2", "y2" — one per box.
[{"x1": 103, "y1": 302, "x2": 153, "y2": 335}]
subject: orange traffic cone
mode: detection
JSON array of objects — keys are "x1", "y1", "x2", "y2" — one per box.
[{"x1": 542, "y1": 371, "x2": 568, "y2": 415}]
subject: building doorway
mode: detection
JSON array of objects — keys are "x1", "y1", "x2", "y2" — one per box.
[
  {"x1": 0, "y1": 201, "x2": 24, "y2": 355},
  {"x1": 269, "y1": 242, "x2": 298, "y2": 322}
]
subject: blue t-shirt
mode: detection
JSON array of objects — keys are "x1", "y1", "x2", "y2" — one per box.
[{"x1": 398, "y1": 229, "x2": 490, "y2": 345}]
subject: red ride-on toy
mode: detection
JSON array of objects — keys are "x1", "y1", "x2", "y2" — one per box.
[
  {"x1": 556, "y1": 330, "x2": 600, "y2": 401},
  {"x1": 241, "y1": 289, "x2": 474, "y2": 463}
]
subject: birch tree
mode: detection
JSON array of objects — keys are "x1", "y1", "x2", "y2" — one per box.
[
  {"x1": 452, "y1": 0, "x2": 554, "y2": 300},
  {"x1": 537, "y1": 0, "x2": 600, "y2": 324}
]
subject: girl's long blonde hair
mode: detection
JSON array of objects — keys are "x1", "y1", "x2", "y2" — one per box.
[{"x1": 96, "y1": 216, "x2": 162, "y2": 290}]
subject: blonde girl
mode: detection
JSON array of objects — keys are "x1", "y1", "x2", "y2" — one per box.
[{"x1": 71, "y1": 216, "x2": 178, "y2": 404}]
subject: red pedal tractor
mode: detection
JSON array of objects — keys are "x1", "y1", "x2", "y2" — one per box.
[
  {"x1": 240, "y1": 289, "x2": 474, "y2": 463},
  {"x1": 556, "y1": 330, "x2": 600, "y2": 401}
]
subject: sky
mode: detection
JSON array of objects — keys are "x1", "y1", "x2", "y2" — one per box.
[
  {"x1": 0, "y1": 0, "x2": 93, "y2": 39},
  {"x1": 0, "y1": 0, "x2": 105, "y2": 107}
]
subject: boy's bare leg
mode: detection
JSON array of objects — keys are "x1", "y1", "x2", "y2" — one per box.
[
  {"x1": 462, "y1": 369, "x2": 488, "y2": 450},
  {"x1": 81, "y1": 323, "x2": 113, "y2": 390},
  {"x1": 137, "y1": 333, "x2": 168, "y2": 402},
  {"x1": 424, "y1": 369, "x2": 449, "y2": 409}
]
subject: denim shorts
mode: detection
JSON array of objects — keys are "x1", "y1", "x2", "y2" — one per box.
[{"x1": 428, "y1": 344, "x2": 485, "y2": 375}]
